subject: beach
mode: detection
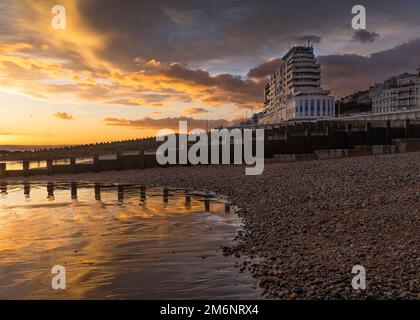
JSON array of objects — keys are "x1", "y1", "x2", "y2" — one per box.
[{"x1": 1, "y1": 152, "x2": 419, "y2": 299}]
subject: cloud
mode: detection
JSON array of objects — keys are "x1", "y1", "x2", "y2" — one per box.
[
  {"x1": 162, "y1": 7, "x2": 202, "y2": 27},
  {"x1": 53, "y1": 112, "x2": 74, "y2": 120},
  {"x1": 352, "y1": 30, "x2": 380, "y2": 43},
  {"x1": 103, "y1": 116, "x2": 231, "y2": 130},
  {"x1": 247, "y1": 58, "x2": 282, "y2": 79},
  {"x1": 319, "y1": 38, "x2": 420, "y2": 97},
  {"x1": 1, "y1": 0, "x2": 420, "y2": 126},
  {"x1": 75, "y1": 0, "x2": 420, "y2": 68},
  {"x1": 183, "y1": 107, "x2": 209, "y2": 115}
]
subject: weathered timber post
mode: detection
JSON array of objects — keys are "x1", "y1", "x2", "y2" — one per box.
[
  {"x1": 71, "y1": 182, "x2": 77, "y2": 199},
  {"x1": 47, "y1": 182, "x2": 54, "y2": 198},
  {"x1": 94, "y1": 183, "x2": 101, "y2": 200},
  {"x1": 366, "y1": 122, "x2": 372, "y2": 142},
  {"x1": 139, "y1": 148, "x2": 145, "y2": 169},
  {"x1": 47, "y1": 159, "x2": 53, "y2": 175},
  {"x1": 23, "y1": 160, "x2": 30, "y2": 177},
  {"x1": 140, "y1": 186, "x2": 146, "y2": 201},
  {"x1": 93, "y1": 154, "x2": 100, "y2": 172},
  {"x1": 163, "y1": 187, "x2": 169, "y2": 203},
  {"x1": 386, "y1": 120, "x2": 391, "y2": 143},
  {"x1": 116, "y1": 149, "x2": 123, "y2": 171},
  {"x1": 24, "y1": 183, "x2": 30, "y2": 197},
  {"x1": 346, "y1": 123, "x2": 352, "y2": 142},
  {"x1": 204, "y1": 196, "x2": 210, "y2": 212},
  {"x1": 117, "y1": 184, "x2": 124, "y2": 202},
  {"x1": 70, "y1": 157, "x2": 77, "y2": 174},
  {"x1": 0, "y1": 163, "x2": 6, "y2": 178},
  {"x1": 404, "y1": 119, "x2": 411, "y2": 138}
]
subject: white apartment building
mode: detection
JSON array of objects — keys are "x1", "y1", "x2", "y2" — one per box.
[
  {"x1": 259, "y1": 46, "x2": 335, "y2": 124},
  {"x1": 372, "y1": 69, "x2": 420, "y2": 113}
]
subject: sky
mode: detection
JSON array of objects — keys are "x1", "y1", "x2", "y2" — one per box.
[{"x1": 1, "y1": 0, "x2": 420, "y2": 145}]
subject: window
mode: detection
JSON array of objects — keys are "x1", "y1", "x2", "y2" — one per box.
[
  {"x1": 317, "y1": 100, "x2": 321, "y2": 116},
  {"x1": 322, "y1": 100, "x2": 326, "y2": 115},
  {"x1": 310, "y1": 100, "x2": 314, "y2": 116},
  {"x1": 305, "y1": 100, "x2": 308, "y2": 116}
]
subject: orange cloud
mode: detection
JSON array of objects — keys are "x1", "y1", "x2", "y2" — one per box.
[
  {"x1": 53, "y1": 112, "x2": 74, "y2": 120},
  {"x1": 183, "y1": 107, "x2": 209, "y2": 115}
]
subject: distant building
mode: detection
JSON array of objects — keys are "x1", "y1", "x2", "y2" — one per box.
[
  {"x1": 337, "y1": 90, "x2": 372, "y2": 115},
  {"x1": 371, "y1": 69, "x2": 420, "y2": 113},
  {"x1": 340, "y1": 90, "x2": 371, "y2": 105},
  {"x1": 258, "y1": 46, "x2": 335, "y2": 124}
]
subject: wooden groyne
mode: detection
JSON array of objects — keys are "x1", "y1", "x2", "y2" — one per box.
[
  {"x1": 0, "y1": 149, "x2": 159, "y2": 178},
  {"x1": 2, "y1": 119, "x2": 420, "y2": 178}
]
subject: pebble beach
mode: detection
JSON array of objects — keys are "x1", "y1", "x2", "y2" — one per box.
[{"x1": 1, "y1": 152, "x2": 419, "y2": 299}]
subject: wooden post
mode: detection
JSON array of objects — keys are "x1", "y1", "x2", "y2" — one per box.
[
  {"x1": 117, "y1": 184, "x2": 124, "y2": 202},
  {"x1": 24, "y1": 183, "x2": 30, "y2": 197},
  {"x1": 404, "y1": 119, "x2": 410, "y2": 138},
  {"x1": 185, "y1": 189, "x2": 191, "y2": 208},
  {"x1": 23, "y1": 160, "x2": 30, "y2": 177},
  {"x1": 116, "y1": 149, "x2": 123, "y2": 171},
  {"x1": 0, "y1": 163, "x2": 6, "y2": 178},
  {"x1": 138, "y1": 148, "x2": 145, "y2": 169},
  {"x1": 47, "y1": 182, "x2": 54, "y2": 198},
  {"x1": 204, "y1": 196, "x2": 210, "y2": 211},
  {"x1": 70, "y1": 157, "x2": 77, "y2": 174},
  {"x1": 93, "y1": 154, "x2": 100, "y2": 172},
  {"x1": 140, "y1": 186, "x2": 146, "y2": 201},
  {"x1": 94, "y1": 183, "x2": 101, "y2": 201},
  {"x1": 47, "y1": 159, "x2": 53, "y2": 175},
  {"x1": 346, "y1": 123, "x2": 352, "y2": 142},
  {"x1": 366, "y1": 122, "x2": 372, "y2": 142},
  {"x1": 71, "y1": 182, "x2": 77, "y2": 199},
  {"x1": 163, "y1": 187, "x2": 169, "y2": 203},
  {"x1": 386, "y1": 120, "x2": 391, "y2": 143}
]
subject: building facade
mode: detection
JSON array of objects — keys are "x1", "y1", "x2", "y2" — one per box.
[
  {"x1": 259, "y1": 46, "x2": 335, "y2": 124},
  {"x1": 371, "y1": 69, "x2": 420, "y2": 113}
]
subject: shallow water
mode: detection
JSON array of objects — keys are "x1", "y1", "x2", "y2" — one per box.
[{"x1": 0, "y1": 182, "x2": 260, "y2": 299}]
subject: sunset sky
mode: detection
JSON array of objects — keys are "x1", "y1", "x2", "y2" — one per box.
[{"x1": 1, "y1": 0, "x2": 420, "y2": 145}]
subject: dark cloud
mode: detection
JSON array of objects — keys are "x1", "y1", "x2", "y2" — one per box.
[
  {"x1": 161, "y1": 63, "x2": 264, "y2": 107},
  {"x1": 103, "y1": 116, "x2": 231, "y2": 130},
  {"x1": 319, "y1": 39, "x2": 420, "y2": 97},
  {"x1": 78, "y1": 0, "x2": 420, "y2": 68},
  {"x1": 163, "y1": 63, "x2": 215, "y2": 86},
  {"x1": 352, "y1": 30, "x2": 380, "y2": 43},
  {"x1": 247, "y1": 58, "x2": 282, "y2": 79}
]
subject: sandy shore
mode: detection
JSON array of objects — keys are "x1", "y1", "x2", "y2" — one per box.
[{"x1": 1, "y1": 152, "x2": 419, "y2": 299}]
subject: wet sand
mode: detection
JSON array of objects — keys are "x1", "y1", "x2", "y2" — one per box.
[
  {"x1": 1, "y1": 152, "x2": 420, "y2": 299},
  {"x1": 0, "y1": 184, "x2": 260, "y2": 299}
]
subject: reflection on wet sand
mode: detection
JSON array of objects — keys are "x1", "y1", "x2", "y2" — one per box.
[{"x1": 0, "y1": 182, "x2": 259, "y2": 299}]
